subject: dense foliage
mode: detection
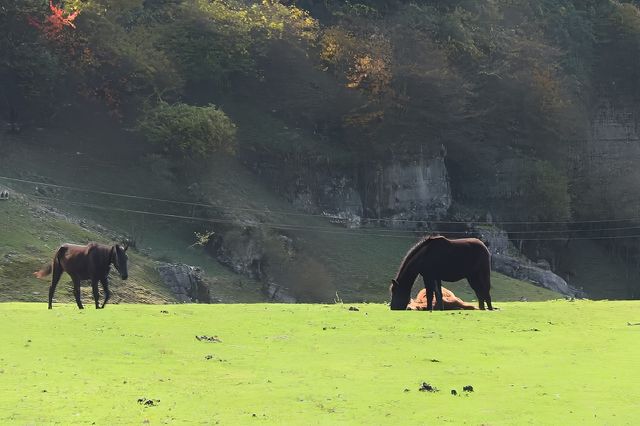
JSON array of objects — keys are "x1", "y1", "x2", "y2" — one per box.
[{"x1": 3, "y1": 0, "x2": 640, "y2": 223}]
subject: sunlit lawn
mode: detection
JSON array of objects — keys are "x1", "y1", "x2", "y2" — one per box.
[{"x1": 1, "y1": 301, "x2": 638, "y2": 425}]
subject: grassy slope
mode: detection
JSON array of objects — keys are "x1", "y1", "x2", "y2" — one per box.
[
  {"x1": 1, "y1": 301, "x2": 638, "y2": 424},
  {"x1": 197, "y1": 156, "x2": 562, "y2": 303},
  {"x1": 0, "y1": 123, "x2": 561, "y2": 304},
  {"x1": 0, "y1": 128, "x2": 263, "y2": 302},
  {"x1": 0, "y1": 194, "x2": 174, "y2": 304}
]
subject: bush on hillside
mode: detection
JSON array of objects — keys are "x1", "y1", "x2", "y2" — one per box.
[{"x1": 138, "y1": 101, "x2": 237, "y2": 158}]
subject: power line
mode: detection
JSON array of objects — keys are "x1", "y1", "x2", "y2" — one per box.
[
  {"x1": 2, "y1": 175, "x2": 317, "y2": 216},
  {"x1": 30, "y1": 195, "x2": 640, "y2": 241},
  {"x1": 5, "y1": 174, "x2": 640, "y2": 226},
  {"x1": 30, "y1": 193, "x2": 640, "y2": 237},
  {"x1": 31, "y1": 196, "x2": 417, "y2": 239}
]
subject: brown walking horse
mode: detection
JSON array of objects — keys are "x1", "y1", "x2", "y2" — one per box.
[
  {"x1": 390, "y1": 235, "x2": 493, "y2": 311},
  {"x1": 34, "y1": 242, "x2": 129, "y2": 309}
]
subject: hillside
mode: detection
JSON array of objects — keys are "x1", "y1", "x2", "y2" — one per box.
[
  {"x1": 3, "y1": 0, "x2": 640, "y2": 300},
  {"x1": 0, "y1": 121, "x2": 560, "y2": 304},
  {"x1": 0, "y1": 192, "x2": 174, "y2": 304}
]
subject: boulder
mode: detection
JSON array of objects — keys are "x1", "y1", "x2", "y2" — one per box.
[
  {"x1": 156, "y1": 263, "x2": 213, "y2": 303},
  {"x1": 264, "y1": 280, "x2": 297, "y2": 303},
  {"x1": 492, "y1": 254, "x2": 584, "y2": 297}
]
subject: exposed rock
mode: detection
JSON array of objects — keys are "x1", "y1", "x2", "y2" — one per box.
[
  {"x1": 476, "y1": 227, "x2": 584, "y2": 297},
  {"x1": 492, "y1": 254, "x2": 584, "y2": 297},
  {"x1": 264, "y1": 280, "x2": 297, "y2": 303},
  {"x1": 156, "y1": 263, "x2": 214, "y2": 303},
  {"x1": 276, "y1": 235, "x2": 296, "y2": 259},
  {"x1": 248, "y1": 146, "x2": 451, "y2": 228},
  {"x1": 207, "y1": 230, "x2": 298, "y2": 302},
  {"x1": 361, "y1": 152, "x2": 451, "y2": 224},
  {"x1": 322, "y1": 210, "x2": 361, "y2": 228},
  {"x1": 475, "y1": 227, "x2": 515, "y2": 256},
  {"x1": 290, "y1": 172, "x2": 363, "y2": 224},
  {"x1": 211, "y1": 229, "x2": 265, "y2": 280},
  {"x1": 536, "y1": 259, "x2": 551, "y2": 271}
]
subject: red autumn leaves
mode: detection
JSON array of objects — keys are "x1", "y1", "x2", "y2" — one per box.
[{"x1": 28, "y1": 0, "x2": 79, "y2": 40}]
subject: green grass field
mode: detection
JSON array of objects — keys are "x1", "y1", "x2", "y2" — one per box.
[{"x1": 1, "y1": 301, "x2": 638, "y2": 425}]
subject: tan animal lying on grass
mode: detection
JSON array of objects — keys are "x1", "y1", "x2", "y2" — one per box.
[{"x1": 406, "y1": 287, "x2": 477, "y2": 310}]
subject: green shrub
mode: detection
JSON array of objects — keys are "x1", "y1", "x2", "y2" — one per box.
[{"x1": 138, "y1": 101, "x2": 237, "y2": 158}]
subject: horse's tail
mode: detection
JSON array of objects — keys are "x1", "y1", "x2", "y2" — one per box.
[
  {"x1": 34, "y1": 263, "x2": 52, "y2": 279},
  {"x1": 34, "y1": 246, "x2": 66, "y2": 279}
]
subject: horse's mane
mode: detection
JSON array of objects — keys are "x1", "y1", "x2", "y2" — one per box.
[{"x1": 395, "y1": 235, "x2": 445, "y2": 278}]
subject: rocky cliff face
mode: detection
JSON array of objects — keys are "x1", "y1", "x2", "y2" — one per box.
[
  {"x1": 251, "y1": 148, "x2": 452, "y2": 225},
  {"x1": 573, "y1": 100, "x2": 640, "y2": 220},
  {"x1": 357, "y1": 151, "x2": 451, "y2": 223},
  {"x1": 561, "y1": 99, "x2": 640, "y2": 298}
]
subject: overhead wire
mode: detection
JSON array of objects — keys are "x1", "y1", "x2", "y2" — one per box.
[
  {"x1": 5, "y1": 174, "x2": 640, "y2": 226},
  {"x1": 29, "y1": 195, "x2": 640, "y2": 241},
  {"x1": 5, "y1": 174, "x2": 640, "y2": 240},
  {"x1": 31, "y1": 196, "x2": 418, "y2": 239}
]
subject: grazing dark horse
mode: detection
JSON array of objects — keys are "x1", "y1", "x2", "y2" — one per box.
[
  {"x1": 390, "y1": 236, "x2": 493, "y2": 311},
  {"x1": 34, "y1": 242, "x2": 128, "y2": 309}
]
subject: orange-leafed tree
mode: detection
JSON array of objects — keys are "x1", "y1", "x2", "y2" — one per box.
[{"x1": 28, "y1": 0, "x2": 80, "y2": 40}]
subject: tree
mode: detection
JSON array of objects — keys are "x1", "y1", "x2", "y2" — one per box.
[{"x1": 0, "y1": 1, "x2": 67, "y2": 123}]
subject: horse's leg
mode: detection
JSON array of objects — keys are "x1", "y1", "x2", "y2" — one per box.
[
  {"x1": 422, "y1": 276, "x2": 434, "y2": 312},
  {"x1": 48, "y1": 265, "x2": 63, "y2": 309},
  {"x1": 484, "y1": 292, "x2": 494, "y2": 311},
  {"x1": 435, "y1": 279, "x2": 444, "y2": 310},
  {"x1": 482, "y1": 267, "x2": 494, "y2": 311},
  {"x1": 91, "y1": 279, "x2": 100, "y2": 309},
  {"x1": 72, "y1": 278, "x2": 84, "y2": 309},
  {"x1": 100, "y1": 277, "x2": 111, "y2": 309},
  {"x1": 471, "y1": 268, "x2": 494, "y2": 310},
  {"x1": 467, "y1": 277, "x2": 485, "y2": 310}
]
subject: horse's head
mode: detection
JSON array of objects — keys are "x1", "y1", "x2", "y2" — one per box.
[
  {"x1": 389, "y1": 278, "x2": 411, "y2": 310},
  {"x1": 112, "y1": 243, "x2": 129, "y2": 280}
]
